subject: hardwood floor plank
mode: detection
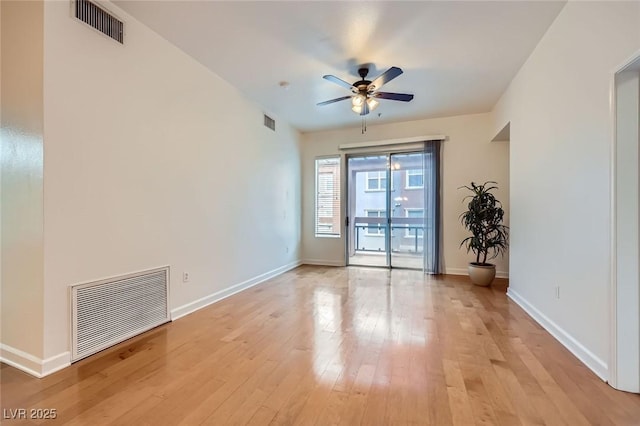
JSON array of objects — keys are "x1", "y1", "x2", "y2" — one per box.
[
  {"x1": 1, "y1": 266, "x2": 639, "y2": 425},
  {"x1": 337, "y1": 363, "x2": 376, "y2": 425},
  {"x1": 489, "y1": 359, "x2": 545, "y2": 426},
  {"x1": 443, "y1": 359, "x2": 476, "y2": 426},
  {"x1": 246, "y1": 405, "x2": 277, "y2": 425}
]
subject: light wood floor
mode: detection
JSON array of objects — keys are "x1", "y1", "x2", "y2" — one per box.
[{"x1": 2, "y1": 266, "x2": 640, "y2": 425}]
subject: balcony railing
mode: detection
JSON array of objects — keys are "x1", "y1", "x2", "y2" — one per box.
[{"x1": 353, "y1": 223, "x2": 426, "y2": 254}]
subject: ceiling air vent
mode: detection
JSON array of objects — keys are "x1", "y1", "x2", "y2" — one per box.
[
  {"x1": 264, "y1": 114, "x2": 276, "y2": 131},
  {"x1": 74, "y1": 0, "x2": 124, "y2": 44}
]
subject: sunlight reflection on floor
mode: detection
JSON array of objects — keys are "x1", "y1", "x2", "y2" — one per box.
[{"x1": 312, "y1": 268, "x2": 432, "y2": 389}]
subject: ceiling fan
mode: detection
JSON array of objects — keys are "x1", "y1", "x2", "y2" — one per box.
[{"x1": 317, "y1": 66, "x2": 414, "y2": 116}]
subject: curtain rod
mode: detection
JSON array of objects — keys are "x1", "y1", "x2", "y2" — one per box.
[{"x1": 338, "y1": 135, "x2": 446, "y2": 150}]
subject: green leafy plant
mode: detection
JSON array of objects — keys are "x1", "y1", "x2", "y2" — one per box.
[{"x1": 459, "y1": 181, "x2": 509, "y2": 265}]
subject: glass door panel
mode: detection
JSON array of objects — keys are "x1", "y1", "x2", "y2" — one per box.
[
  {"x1": 389, "y1": 152, "x2": 425, "y2": 270},
  {"x1": 347, "y1": 155, "x2": 389, "y2": 267}
]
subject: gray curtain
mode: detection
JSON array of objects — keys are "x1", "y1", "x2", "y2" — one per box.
[{"x1": 424, "y1": 140, "x2": 442, "y2": 274}]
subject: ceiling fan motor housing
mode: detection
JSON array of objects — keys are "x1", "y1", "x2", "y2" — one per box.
[{"x1": 354, "y1": 68, "x2": 372, "y2": 92}]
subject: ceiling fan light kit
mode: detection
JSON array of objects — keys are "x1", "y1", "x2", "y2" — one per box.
[
  {"x1": 352, "y1": 94, "x2": 365, "y2": 107},
  {"x1": 351, "y1": 96, "x2": 379, "y2": 115}
]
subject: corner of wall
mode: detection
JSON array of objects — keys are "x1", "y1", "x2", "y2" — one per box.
[
  {"x1": 490, "y1": 88, "x2": 513, "y2": 142},
  {"x1": 1, "y1": 0, "x2": 46, "y2": 367}
]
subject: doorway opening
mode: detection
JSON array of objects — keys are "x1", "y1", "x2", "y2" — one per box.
[{"x1": 611, "y1": 51, "x2": 640, "y2": 393}]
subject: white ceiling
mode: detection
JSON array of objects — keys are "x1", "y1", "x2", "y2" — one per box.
[{"x1": 115, "y1": 1, "x2": 566, "y2": 133}]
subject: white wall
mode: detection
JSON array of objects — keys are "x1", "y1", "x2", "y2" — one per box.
[
  {"x1": 493, "y1": 1, "x2": 640, "y2": 380},
  {"x1": 301, "y1": 113, "x2": 510, "y2": 275},
  {"x1": 0, "y1": 0, "x2": 45, "y2": 369},
  {"x1": 37, "y1": 1, "x2": 301, "y2": 364}
]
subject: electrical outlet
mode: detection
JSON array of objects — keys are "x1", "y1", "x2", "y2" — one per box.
[
  {"x1": 555, "y1": 285, "x2": 560, "y2": 299},
  {"x1": 183, "y1": 272, "x2": 190, "y2": 283}
]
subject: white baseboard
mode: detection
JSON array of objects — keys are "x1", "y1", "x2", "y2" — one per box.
[
  {"x1": 445, "y1": 267, "x2": 468, "y2": 276},
  {"x1": 0, "y1": 344, "x2": 70, "y2": 378},
  {"x1": 171, "y1": 260, "x2": 302, "y2": 321},
  {"x1": 42, "y1": 351, "x2": 73, "y2": 376},
  {"x1": 507, "y1": 288, "x2": 608, "y2": 381},
  {"x1": 0, "y1": 344, "x2": 41, "y2": 377},
  {"x1": 446, "y1": 267, "x2": 509, "y2": 279},
  {"x1": 301, "y1": 259, "x2": 346, "y2": 267}
]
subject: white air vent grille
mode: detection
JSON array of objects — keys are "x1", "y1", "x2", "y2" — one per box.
[
  {"x1": 264, "y1": 114, "x2": 276, "y2": 131},
  {"x1": 74, "y1": 0, "x2": 124, "y2": 44},
  {"x1": 71, "y1": 267, "x2": 170, "y2": 361}
]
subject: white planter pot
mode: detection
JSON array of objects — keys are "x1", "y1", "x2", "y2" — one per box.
[{"x1": 468, "y1": 263, "x2": 496, "y2": 286}]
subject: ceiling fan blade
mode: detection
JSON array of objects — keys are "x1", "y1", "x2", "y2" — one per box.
[
  {"x1": 317, "y1": 96, "x2": 352, "y2": 106},
  {"x1": 323, "y1": 75, "x2": 355, "y2": 90},
  {"x1": 374, "y1": 92, "x2": 414, "y2": 102},
  {"x1": 370, "y1": 66, "x2": 403, "y2": 90}
]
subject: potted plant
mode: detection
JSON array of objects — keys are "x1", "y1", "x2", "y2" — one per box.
[{"x1": 459, "y1": 181, "x2": 509, "y2": 286}]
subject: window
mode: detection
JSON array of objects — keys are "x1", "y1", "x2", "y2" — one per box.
[
  {"x1": 366, "y1": 171, "x2": 387, "y2": 191},
  {"x1": 405, "y1": 208, "x2": 424, "y2": 238},
  {"x1": 405, "y1": 169, "x2": 423, "y2": 189},
  {"x1": 365, "y1": 210, "x2": 386, "y2": 236},
  {"x1": 315, "y1": 157, "x2": 341, "y2": 237}
]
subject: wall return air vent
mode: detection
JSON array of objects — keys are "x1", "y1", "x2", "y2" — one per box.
[
  {"x1": 264, "y1": 114, "x2": 276, "y2": 131},
  {"x1": 71, "y1": 267, "x2": 170, "y2": 361},
  {"x1": 74, "y1": 0, "x2": 124, "y2": 44}
]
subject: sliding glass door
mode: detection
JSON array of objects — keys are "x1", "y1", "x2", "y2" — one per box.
[
  {"x1": 346, "y1": 151, "x2": 432, "y2": 270},
  {"x1": 347, "y1": 155, "x2": 390, "y2": 267},
  {"x1": 389, "y1": 152, "x2": 425, "y2": 269}
]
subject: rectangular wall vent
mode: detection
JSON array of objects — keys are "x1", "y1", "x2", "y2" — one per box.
[
  {"x1": 74, "y1": 0, "x2": 124, "y2": 44},
  {"x1": 264, "y1": 114, "x2": 276, "y2": 131},
  {"x1": 71, "y1": 267, "x2": 170, "y2": 361}
]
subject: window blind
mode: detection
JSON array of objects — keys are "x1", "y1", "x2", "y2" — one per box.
[{"x1": 315, "y1": 157, "x2": 341, "y2": 237}]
